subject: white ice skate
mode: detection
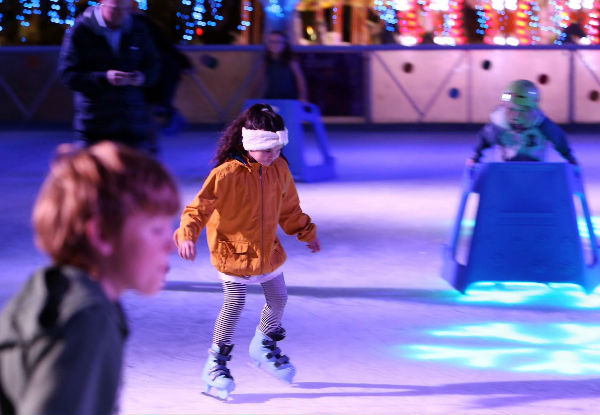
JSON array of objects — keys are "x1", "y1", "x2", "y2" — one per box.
[
  {"x1": 248, "y1": 327, "x2": 296, "y2": 383},
  {"x1": 202, "y1": 343, "x2": 235, "y2": 400}
]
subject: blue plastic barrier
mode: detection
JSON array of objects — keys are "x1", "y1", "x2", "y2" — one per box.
[
  {"x1": 244, "y1": 99, "x2": 336, "y2": 182},
  {"x1": 442, "y1": 162, "x2": 600, "y2": 293}
]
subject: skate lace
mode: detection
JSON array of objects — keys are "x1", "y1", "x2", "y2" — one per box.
[
  {"x1": 208, "y1": 354, "x2": 233, "y2": 380},
  {"x1": 262, "y1": 339, "x2": 290, "y2": 368}
]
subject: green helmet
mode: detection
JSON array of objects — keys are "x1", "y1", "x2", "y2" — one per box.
[{"x1": 501, "y1": 79, "x2": 539, "y2": 108}]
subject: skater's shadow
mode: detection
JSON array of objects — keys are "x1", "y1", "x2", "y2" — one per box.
[
  {"x1": 227, "y1": 379, "x2": 600, "y2": 408},
  {"x1": 164, "y1": 280, "x2": 458, "y2": 304},
  {"x1": 164, "y1": 280, "x2": 590, "y2": 312}
]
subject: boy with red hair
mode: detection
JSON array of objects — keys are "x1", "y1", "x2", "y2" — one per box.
[{"x1": 0, "y1": 142, "x2": 180, "y2": 414}]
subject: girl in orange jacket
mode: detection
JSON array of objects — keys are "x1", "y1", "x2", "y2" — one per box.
[{"x1": 174, "y1": 103, "x2": 320, "y2": 399}]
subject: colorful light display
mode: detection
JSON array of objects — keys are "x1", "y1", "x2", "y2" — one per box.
[
  {"x1": 1, "y1": 0, "x2": 600, "y2": 45},
  {"x1": 442, "y1": 0, "x2": 466, "y2": 44},
  {"x1": 587, "y1": 10, "x2": 599, "y2": 43},
  {"x1": 396, "y1": 0, "x2": 423, "y2": 45},
  {"x1": 475, "y1": 0, "x2": 574, "y2": 45},
  {"x1": 514, "y1": 1, "x2": 541, "y2": 45},
  {"x1": 581, "y1": 1, "x2": 599, "y2": 44}
]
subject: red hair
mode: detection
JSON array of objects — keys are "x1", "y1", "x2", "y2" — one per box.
[{"x1": 33, "y1": 141, "x2": 180, "y2": 270}]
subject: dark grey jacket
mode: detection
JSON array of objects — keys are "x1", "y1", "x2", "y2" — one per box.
[
  {"x1": 0, "y1": 266, "x2": 128, "y2": 415},
  {"x1": 58, "y1": 6, "x2": 159, "y2": 143}
]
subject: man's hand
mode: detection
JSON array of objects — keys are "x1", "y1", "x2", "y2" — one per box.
[
  {"x1": 106, "y1": 70, "x2": 132, "y2": 86},
  {"x1": 106, "y1": 70, "x2": 145, "y2": 86},
  {"x1": 127, "y1": 71, "x2": 145, "y2": 87}
]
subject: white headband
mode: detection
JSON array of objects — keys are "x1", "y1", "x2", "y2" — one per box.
[{"x1": 242, "y1": 128, "x2": 288, "y2": 151}]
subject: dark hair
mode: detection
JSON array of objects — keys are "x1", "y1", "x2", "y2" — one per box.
[
  {"x1": 213, "y1": 103, "x2": 286, "y2": 166},
  {"x1": 265, "y1": 30, "x2": 294, "y2": 64}
]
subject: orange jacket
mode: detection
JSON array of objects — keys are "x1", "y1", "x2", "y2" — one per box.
[{"x1": 174, "y1": 156, "x2": 317, "y2": 277}]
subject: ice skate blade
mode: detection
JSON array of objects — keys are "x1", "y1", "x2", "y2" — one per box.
[
  {"x1": 202, "y1": 384, "x2": 234, "y2": 401},
  {"x1": 202, "y1": 381, "x2": 235, "y2": 401},
  {"x1": 249, "y1": 360, "x2": 296, "y2": 384},
  {"x1": 201, "y1": 390, "x2": 232, "y2": 402}
]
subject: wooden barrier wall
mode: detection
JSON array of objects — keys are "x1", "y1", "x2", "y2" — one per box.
[{"x1": 0, "y1": 45, "x2": 599, "y2": 124}]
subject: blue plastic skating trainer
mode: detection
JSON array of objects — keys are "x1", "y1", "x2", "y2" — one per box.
[
  {"x1": 249, "y1": 328, "x2": 296, "y2": 383},
  {"x1": 244, "y1": 99, "x2": 336, "y2": 182},
  {"x1": 442, "y1": 162, "x2": 600, "y2": 293},
  {"x1": 202, "y1": 343, "x2": 235, "y2": 400}
]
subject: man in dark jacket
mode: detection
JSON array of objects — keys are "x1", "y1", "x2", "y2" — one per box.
[{"x1": 58, "y1": 0, "x2": 160, "y2": 154}]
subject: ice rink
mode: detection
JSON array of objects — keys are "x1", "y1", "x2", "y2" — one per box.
[{"x1": 1, "y1": 126, "x2": 600, "y2": 414}]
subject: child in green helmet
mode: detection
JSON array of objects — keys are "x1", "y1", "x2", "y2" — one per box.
[{"x1": 467, "y1": 79, "x2": 578, "y2": 166}]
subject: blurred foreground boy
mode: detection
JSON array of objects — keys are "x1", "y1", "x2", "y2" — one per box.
[{"x1": 0, "y1": 142, "x2": 179, "y2": 414}]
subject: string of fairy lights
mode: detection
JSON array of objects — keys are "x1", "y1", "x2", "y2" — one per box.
[
  {"x1": 0, "y1": 0, "x2": 599, "y2": 45},
  {"x1": 374, "y1": 0, "x2": 400, "y2": 33},
  {"x1": 0, "y1": 0, "x2": 4, "y2": 33},
  {"x1": 238, "y1": 0, "x2": 253, "y2": 31},
  {"x1": 3, "y1": 0, "x2": 222, "y2": 43},
  {"x1": 177, "y1": 0, "x2": 227, "y2": 41}
]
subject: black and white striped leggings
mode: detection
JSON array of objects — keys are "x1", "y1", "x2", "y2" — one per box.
[{"x1": 212, "y1": 273, "x2": 288, "y2": 346}]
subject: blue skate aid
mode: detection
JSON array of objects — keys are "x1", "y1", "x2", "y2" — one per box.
[
  {"x1": 249, "y1": 327, "x2": 296, "y2": 383},
  {"x1": 202, "y1": 343, "x2": 235, "y2": 399}
]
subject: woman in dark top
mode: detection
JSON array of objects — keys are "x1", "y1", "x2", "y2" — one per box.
[{"x1": 262, "y1": 31, "x2": 308, "y2": 101}]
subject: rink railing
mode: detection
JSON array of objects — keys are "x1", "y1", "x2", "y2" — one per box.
[{"x1": 0, "y1": 45, "x2": 599, "y2": 124}]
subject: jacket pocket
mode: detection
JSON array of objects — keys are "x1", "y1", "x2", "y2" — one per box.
[
  {"x1": 218, "y1": 240, "x2": 250, "y2": 274},
  {"x1": 269, "y1": 242, "x2": 286, "y2": 267}
]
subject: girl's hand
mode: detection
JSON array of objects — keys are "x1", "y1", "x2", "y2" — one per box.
[
  {"x1": 307, "y1": 238, "x2": 321, "y2": 253},
  {"x1": 178, "y1": 240, "x2": 197, "y2": 261}
]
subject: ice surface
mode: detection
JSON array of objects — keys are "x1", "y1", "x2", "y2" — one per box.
[{"x1": 1, "y1": 127, "x2": 599, "y2": 414}]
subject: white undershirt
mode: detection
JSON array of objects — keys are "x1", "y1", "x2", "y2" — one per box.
[{"x1": 218, "y1": 269, "x2": 283, "y2": 285}]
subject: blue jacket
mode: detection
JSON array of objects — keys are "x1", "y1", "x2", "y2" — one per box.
[{"x1": 58, "y1": 7, "x2": 159, "y2": 141}]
